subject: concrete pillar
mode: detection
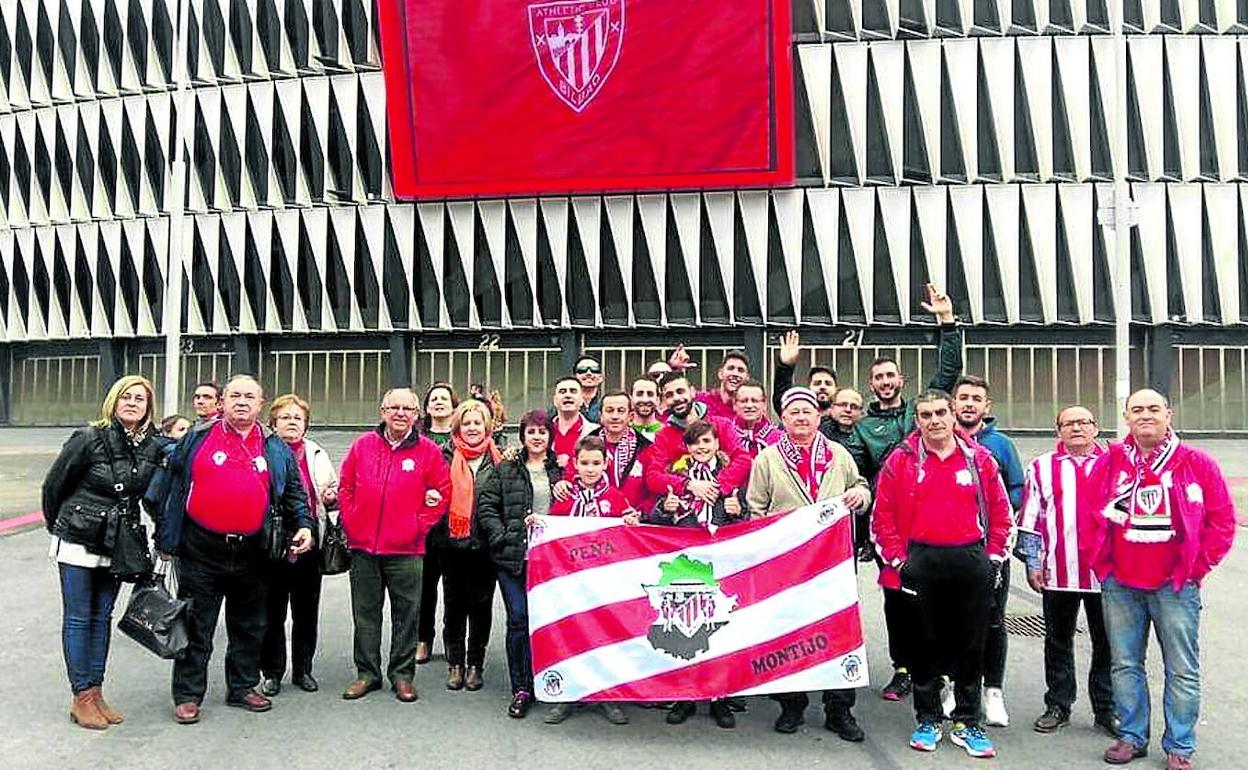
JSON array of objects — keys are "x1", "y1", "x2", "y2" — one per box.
[
  {"x1": 389, "y1": 332, "x2": 412, "y2": 388},
  {"x1": 232, "y1": 336, "x2": 260, "y2": 377},
  {"x1": 559, "y1": 329, "x2": 579, "y2": 373},
  {"x1": 1146, "y1": 324, "x2": 1175, "y2": 399},
  {"x1": 98, "y1": 340, "x2": 127, "y2": 392}
]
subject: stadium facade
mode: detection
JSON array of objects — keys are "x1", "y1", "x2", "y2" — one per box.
[{"x1": 0, "y1": 0, "x2": 1244, "y2": 432}]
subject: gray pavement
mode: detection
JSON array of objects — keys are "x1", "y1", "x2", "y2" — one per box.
[{"x1": 1, "y1": 429, "x2": 1245, "y2": 769}]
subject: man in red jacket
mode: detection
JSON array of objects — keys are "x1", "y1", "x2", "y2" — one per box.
[
  {"x1": 1080, "y1": 389, "x2": 1237, "y2": 770},
  {"x1": 871, "y1": 389, "x2": 1013, "y2": 759},
  {"x1": 338, "y1": 388, "x2": 451, "y2": 703}
]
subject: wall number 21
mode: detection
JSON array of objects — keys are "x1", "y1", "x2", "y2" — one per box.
[{"x1": 842, "y1": 329, "x2": 864, "y2": 347}]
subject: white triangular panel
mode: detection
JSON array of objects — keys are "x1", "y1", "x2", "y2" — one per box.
[
  {"x1": 571, "y1": 196, "x2": 603, "y2": 325},
  {"x1": 636, "y1": 194, "x2": 668, "y2": 325},
  {"x1": 603, "y1": 195, "x2": 635, "y2": 324},
  {"x1": 736, "y1": 191, "x2": 769, "y2": 322},
  {"x1": 538, "y1": 197, "x2": 569, "y2": 326},
  {"x1": 841, "y1": 188, "x2": 875, "y2": 321},
  {"x1": 1204, "y1": 184, "x2": 1239, "y2": 323},
  {"x1": 806, "y1": 189, "x2": 839, "y2": 320},
  {"x1": 985, "y1": 185, "x2": 1020, "y2": 322},
  {"x1": 798, "y1": 43, "x2": 831, "y2": 185},
  {"x1": 772, "y1": 189, "x2": 805, "y2": 320},
  {"x1": 949, "y1": 186, "x2": 984, "y2": 323},
  {"x1": 878, "y1": 187, "x2": 911, "y2": 322}
]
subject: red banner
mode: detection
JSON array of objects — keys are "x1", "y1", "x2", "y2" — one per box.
[{"x1": 378, "y1": 0, "x2": 794, "y2": 198}]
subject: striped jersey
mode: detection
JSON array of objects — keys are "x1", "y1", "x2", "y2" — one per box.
[{"x1": 1018, "y1": 442, "x2": 1104, "y2": 592}]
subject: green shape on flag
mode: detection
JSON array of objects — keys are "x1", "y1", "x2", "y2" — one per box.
[{"x1": 657, "y1": 554, "x2": 717, "y2": 588}]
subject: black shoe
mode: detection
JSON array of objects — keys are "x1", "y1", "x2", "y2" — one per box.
[
  {"x1": 881, "y1": 670, "x2": 912, "y2": 701},
  {"x1": 774, "y1": 708, "x2": 805, "y2": 734},
  {"x1": 259, "y1": 678, "x2": 280, "y2": 697},
  {"x1": 709, "y1": 701, "x2": 736, "y2": 729},
  {"x1": 666, "y1": 701, "x2": 697, "y2": 725},
  {"x1": 292, "y1": 673, "x2": 318, "y2": 693},
  {"x1": 825, "y1": 709, "x2": 865, "y2": 742},
  {"x1": 724, "y1": 696, "x2": 748, "y2": 713},
  {"x1": 508, "y1": 691, "x2": 532, "y2": 719},
  {"x1": 1094, "y1": 711, "x2": 1121, "y2": 738},
  {"x1": 1033, "y1": 705, "x2": 1071, "y2": 733}
]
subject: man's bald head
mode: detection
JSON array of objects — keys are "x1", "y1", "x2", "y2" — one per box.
[{"x1": 1124, "y1": 389, "x2": 1173, "y2": 449}]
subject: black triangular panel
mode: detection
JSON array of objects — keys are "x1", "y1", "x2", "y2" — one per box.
[
  {"x1": 299, "y1": 91, "x2": 324, "y2": 200},
  {"x1": 1089, "y1": 52, "x2": 1114, "y2": 181},
  {"x1": 502, "y1": 206, "x2": 534, "y2": 326},
  {"x1": 945, "y1": 205, "x2": 971, "y2": 320},
  {"x1": 33, "y1": 124, "x2": 52, "y2": 213},
  {"x1": 151, "y1": 0, "x2": 174, "y2": 82},
  {"x1": 935, "y1": 0, "x2": 964, "y2": 32},
  {"x1": 14, "y1": 6, "x2": 33, "y2": 92},
  {"x1": 565, "y1": 209, "x2": 596, "y2": 326},
  {"x1": 1049, "y1": 0, "x2": 1074, "y2": 30},
  {"x1": 902, "y1": 50, "x2": 932, "y2": 184},
  {"x1": 982, "y1": 213, "x2": 1009, "y2": 323},
  {"x1": 1163, "y1": 202, "x2": 1187, "y2": 321},
  {"x1": 413, "y1": 214, "x2": 441, "y2": 328},
  {"x1": 1160, "y1": 0, "x2": 1182, "y2": 29},
  {"x1": 698, "y1": 200, "x2": 730, "y2": 324},
  {"x1": 1197, "y1": 49, "x2": 1219, "y2": 181},
  {"x1": 343, "y1": 0, "x2": 371, "y2": 64},
  {"x1": 98, "y1": 116, "x2": 117, "y2": 208},
  {"x1": 52, "y1": 238, "x2": 72, "y2": 330},
  {"x1": 792, "y1": 0, "x2": 820, "y2": 36},
  {"x1": 326, "y1": 90, "x2": 352, "y2": 198},
  {"x1": 12, "y1": 244, "x2": 30, "y2": 325},
  {"x1": 664, "y1": 201, "x2": 696, "y2": 324},
  {"x1": 201, "y1": 0, "x2": 227, "y2": 77},
  {"x1": 631, "y1": 205, "x2": 661, "y2": 325},
  {"x1": 119, "y1": 110, "x2": 141, "y2": 210},
  {"x1": 219, "y1": 104, "x2": 242, "y2": 206},
  {"x1": 535, "y1": 208, "x2": 563, "y2": 326},
  {"x1": 976, "y1": 53, "x2": 1002, "y2": 182},
  {"x1": 271, "y1": 98, "x2": 297, "y2": 202},
  {"x1": 1052, "y1": 51, "x2": 1077, "y2": 181},
  {"x1": 973, "y1": 0, "x2": 1002, "y2": 31},
  {"x1": 257, "y1": 0, "x2": 282, "y2": 72},
  {"x1": 909, "y1": 197, "x2": 933, "y2": 324},
  {"x1": 13, "y1": 131, "x2": 31, "y2": 215},
  {"x1": 1054, "y1": 199, "x2": 1080, "y2": 323},
  {"x1": 470, "y1": 213, "x2": 500, "y2": 328},
  {"x1": 244, "y1": 94, "x2": 270, "y2": 202},
  {"x1": 1086, "y1": 0, "x2": 1110, "y2": 28},
  {"x1": 862, "y1": 0, "x2": 892, "y2": 36},
  {"x1": 865, "y1": 57, "x2": 895, "y2": 183},
  {"x1": 1199, "y1": 198, "x2": 1222, "y2": 324},
  {"x1": 75, "y1": 117, "x2": 94, "y2": 207},
  {"x1": 118, "y1": 235, "x2": 140, "y2": 331},
  {"x1": 1160, "y1": 46, "x2": 1182, "y2": 181},
  {"x1": 356, "y1": 81, "x2": 384, "y2": 198},
  {"x1": 799, "y1": 198, "x2": 831, "y2": 324},
  {"x1": 217, "y1": 224, "x2": 243, "y2": 330},
  {"x1": 1127, "y1": 227, "x2": 1150, "y2": 322},
  {"x1": 732, "y1": 205, "x2": 762, "y2": 324},
  {"x1": 825, "y1": 0, "x2": 857, "y2": 38},
  {"x1": 242, "y1": 220, "x2": 267, "y2": 329},
  {"x1": 1239, "y1": 200, "x2": 1248, "y2": 322},
  {"x1": 1125, "y1": 54, "x2": 1150, "y2": 180},
  {"x1": 31, "y1": 240, "x2": 51, "y2": 328},
  {"x1": 191, "y1": 101, "x2": 217, "y2": 205},
  {"x1": 347, "y1": 219, "x2": 378, "y2": 329},
  {"x1": 836, "y1": 197, "x2": 865, "y2": 323},
  {"x1": 939, "y1": 55, "x2": 967, "y2": 183},
  {"x1": 286, "y1": 0, "x2": 311, "y2": 70},
  {"x1": 792, "y1": 53, "x2": 824, "y2": 183},
  {"x1": 75, "y1": 235, "x2": 97, "y2": 331},
  {"x1": 296, "y1": 215, "x2": 324, "y2": 328},
  {"x1": 1011, "y1": 0, "x2": 1037, "y2": 31},
  {"x1": 1238, "y1": 48, "x2": 1248, "y2": 180},
  {"x1": 228, "y1": 0, "x2": 255, "y2": 75},
  {"x1": 828, "y1": 55, "x2": 859, "y2": 184},
  {"x1": 441, "y1": 211, "x2": 470, "y2": 328},
  {"x1": 102, "y1": 1, "x2": 123, "y2": 86},
  {"x1": 381, "y1": 212, "x2": 410, "y2": 328},
  {"x1": 1123, "y1": 0, "x2": 1145, "y2": 30},
  {"x1": 143, "y1": 106, "x2": 166, "y2": 205},
  {"x1": 898, "y1": 0, "x2": 928, "y2": 36},
  {"x1": 35, "y1": 2, "x2": 55, "y2": 90},
  {"x1": 1018, "y1": 209, "x2": 1044, "y2": 323},
  {"x1": 872, "y1": 199, "x2": 901, "y2": 323},
  {"x1": 142, "y1": 229, "x2": 164, "y2": 330},
  {"x1": 0, "y1": 131, "x2": 11, "y2": 212},
  {"x1": 269, "y1": 222, "x2": 295, "y2": 330},
  {"x1": 0, "y1": 248, "x2": 9, "y2": 326},
  {"x1": 598, "y1": 210, "x2": 629, "y2": 326},
  {"x1": 54, "y1": 119, "x2": 74, "y2": 208},
  {"x1": 1014, "y1": 47, "x2": 1040, "y2": 181},
  {"x1": 765, "y1": 201, "x2": 796, "y2": 325},
  {"x1": 1197, "y1": 0, "x2": 1218, "y2": 29},
  {"x1": 190, "y1": 228, "x2": 216, "y2": 329}
]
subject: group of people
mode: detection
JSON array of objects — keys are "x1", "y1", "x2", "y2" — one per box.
[{"x1": 41, "y1": 286, "x2": 1236, "y2": 769}]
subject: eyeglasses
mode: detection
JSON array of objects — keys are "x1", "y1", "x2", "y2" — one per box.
[
  {"x1": 1059, "y1": 418, "x2": 1096, "y2": 428},
  {"x1": 575, "y1": 364, "x2": 601, "y2": 375},
  {"x1": 832, "y1": 402, "x2": 863, "y2": 411},
  {"x1": 383, "y1": 405, "x2": 418, "y2": 413}
]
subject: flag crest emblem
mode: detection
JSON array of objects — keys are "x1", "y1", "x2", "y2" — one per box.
[
  {"x1": 528, "y1": 0, "x2": 625, "y2": 113},
  {"x1": 642, "y1": 554, "x2": 737, "y2": 661}
]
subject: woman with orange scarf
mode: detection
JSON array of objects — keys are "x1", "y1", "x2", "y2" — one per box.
[{"x1": 426, "y1": 399, "x2": 503, "y2": 692}]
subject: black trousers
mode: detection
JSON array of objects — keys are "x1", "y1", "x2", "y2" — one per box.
[
  {"x1": 907, "y1": 542, "x2": 993, "y2": 726},
  {"x1": 1043, "y1": 589, "x2": 1114, "y2": 716},
  {"x1": 417, "y1": 543, "x2": 443, "y2": 646},
  {"x1": 883, "y1": 586, "x2": 920, "y2": 672},
  {"x1": 439, "y1": 546, "x2": 497, "y2": 669},
  {"x1": 260, "y1": 548, "x2": 323, "y2": 681},
  {"x1": 774, "y1": 688, "x2": 857, "y2": 715},
  {"x1": 983, "y1": 559, "x2": 1011, "y2": 688},
  {"x1": 171, "y1": 521, "x2": 268, "y2": 705}
]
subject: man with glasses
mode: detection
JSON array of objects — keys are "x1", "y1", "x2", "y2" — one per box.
[
  {"x1": 825, "y1": 387, "x2": 870, "y2": 558},
  {"x1": 338, "y1": 388, "x2": 451, "y2": 704},
  {"x1": 733, "y1": 380, "x2": 780, "y2": 458},
  {"x1": 1016, "y1": 406, "x2": 1116, "y2": 738},
  {"x1": 572, "y1": 355, "x2": 605, "y2": 422}
]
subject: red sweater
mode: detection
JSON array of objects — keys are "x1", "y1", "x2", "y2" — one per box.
[
  {"x1": 186, "y1": 422, "x2": 270, "y2": 535},
  {"x1": 338, "y1": 428, "x2": 451, "y2": 556},
  {"x1": 871, "y1": 431, "x2": 1014, "y2": 590},
  {"x1": 550, "y1": 482, "x2": 633, "y2": 518},
  {"x1": 642, "y1": 413, "x2": 751, "y2": 497}
]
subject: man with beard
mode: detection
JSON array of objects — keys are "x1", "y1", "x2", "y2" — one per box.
[
  {"x1": 551, "y1": 376, "x2": 599, "y2": 470},
  {"x1": 582, "y1": 391, "x2": 653, "y2": 511},
  {"x1": 694, "y1": 350, "x2": 750, "y2": 421},
  {"x1": 733, "y1": 380, "x2": 781, "y2": 458},
  {"x1": 952, "y1": 375, "x2": 1024, "y2": 727},
  {"x1": 1081, "y1": 390, "x2": 1236, "y2": 770},
  {"x1": 572, "y1": 355, "x2": 605, "y2": 422},
  {"x1": 872, "y1": 389, "x2": 1013, "y2": 758},
  {"x1": 642, "y1": 372, "x2": 751, "y2": 507},
  {"x1": 630, "y1": 377, "x2": 664, "y2": 440},
  {"x1": 746, "y1": 387, "x2": 871, "y2": 739},
  {"x1": 850, "y1": 283, "x2": 960, "y2": 703},
  {"x1": 772, "y1": 331, "x2": 837, "y2": 419}
]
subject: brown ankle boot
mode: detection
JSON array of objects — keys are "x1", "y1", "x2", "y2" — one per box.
[
  {"x1": 464, "y1": 666, "x2": 483, "y2": 691},
  {"x1": 446, "y1": 665, "x2": 464, "y2": 691},
  {"x1": 88, "y1": 688, "x2": 124, "y2": 724},
  {"x1": 70, "y1": 691, "x2": 109, "y2": 730}
]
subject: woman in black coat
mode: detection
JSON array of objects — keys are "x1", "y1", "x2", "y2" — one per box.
[
  {"x1": 41, "y1": 375, "x2": 164, "y2": 730},
  {"x1": 476, "y1": 409, "x2": 560, "y2": 719}
]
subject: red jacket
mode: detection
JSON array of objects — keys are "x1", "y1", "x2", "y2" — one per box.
[
  {"x1": 1079, "y1": 439, "x2": 1237, "y2": 590},
  {"x1": 643, "y1": 413, "x2": 751, "y2": 497},
  {"x1": 338, "y1": 428, "x2": 451, "y2": 556},
  {"x1": 871, "y1": 430, "x2": 1014, "y2": 590}
]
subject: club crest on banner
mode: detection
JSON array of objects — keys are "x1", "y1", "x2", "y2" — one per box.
[
  {"x1": 527, "y1": 0, "x2": 625, "y2": 113},
  {"x1": 642, "y1": 554, "x2": 737, "y2": 661}
]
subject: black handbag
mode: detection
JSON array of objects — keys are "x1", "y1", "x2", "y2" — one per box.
[
  {"x1": 319, "y1": 515, "x2": 351, "y2": 575},
  {"x1": 266, "y1": 504, "x2": 288, "y2": 561},
  {"x1": 118, "y1": 563, "x2": 188, "y2": 660}
]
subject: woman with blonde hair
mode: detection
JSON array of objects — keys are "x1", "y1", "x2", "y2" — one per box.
[
  {"x1": 41, "y1": 375, "x2": 165, "y2": 729},
  {"x1": 427, "y1": 398, "x2": 502, "y2": 692},
  {"x1": 258, "y1": 394, "x2": 338, "y2": 696}
]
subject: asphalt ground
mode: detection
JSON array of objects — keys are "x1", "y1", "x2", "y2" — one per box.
[{"x1": 1, "y1": 429, "x2": 1245, "y2": 769}]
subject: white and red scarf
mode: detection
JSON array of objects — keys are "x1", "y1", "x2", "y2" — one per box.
[
  {"x1": 777, "y1": 431, "x2": 834, "y2": 503},
  {"x1": 1105, "y1": 430, "x2": 1179, "y2": 543},
  {"x1": 670, "y1": 455, "x2": 722, "y2": 526},
  {"x1": 570, "y1": 477, "x2": 613, "y2": 518},
  {"x1": 605, "y1": 429, "x2": 639, "y2": 487},
  {"x1": 736, "y1": 418, "x2": 781, "y2": 456}
]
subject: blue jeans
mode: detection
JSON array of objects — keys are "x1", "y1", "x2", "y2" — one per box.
[
  {"x1": 1101, "y1": 576, "x2": 1201, "y2": 758},
  {"x1": 59, "y1": 564, "x2": 121, "y2": 695},
  {"x1": 496, "y1": 568, "x2": 533, "y2": 696}
]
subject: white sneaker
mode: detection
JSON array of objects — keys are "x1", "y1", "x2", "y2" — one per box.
[
  {"x1": 983, "y1": 687, "x2": 1009, "y2": 727},
  {"x1": 941, "y1": 678, "x2": 955, "y2": 718}
]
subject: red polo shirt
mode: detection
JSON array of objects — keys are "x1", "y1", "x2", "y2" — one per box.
[
  {"x1": 187, "y1": 422, "x2": 270, "y2": 535},
  {"x1": 910, "y1": 449, "x2": 984, "y2": 547},
  {"x1": 552, "y1": 414, "x2": 585, "y2": 467}
]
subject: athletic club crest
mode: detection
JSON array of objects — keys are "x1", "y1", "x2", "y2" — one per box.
[
  {"x1": 642, "y1": 555, "x2": 737, "y2": 661},
  {"x1": 527, "y1": 0, "x2": 625, "y2": 113}
]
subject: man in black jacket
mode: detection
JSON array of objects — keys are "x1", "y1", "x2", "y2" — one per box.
[{"x1": 153, "y1": 375, "x2": 312, "y2": 725}]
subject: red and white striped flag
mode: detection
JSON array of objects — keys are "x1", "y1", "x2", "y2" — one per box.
[{"x1": 526, "y1": 499, "x2": 868, "y2": 702}]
